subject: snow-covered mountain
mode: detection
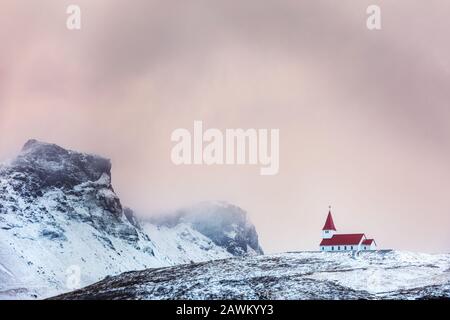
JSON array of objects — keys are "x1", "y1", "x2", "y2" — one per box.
[
  {"x1": 145, "y1": 201, "x2": 264, "y2": 256},
  {"x1": 0, "y1": 140, "x2": 262, "y2": 299},
  {"x1": 52, "y1": 251, "x2": 450, "y2": 300}
]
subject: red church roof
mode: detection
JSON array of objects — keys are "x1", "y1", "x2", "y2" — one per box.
[
  {"x1": 322, "y1": 211, "x2": 336, "y2": 231},
  {"x1": 320, "y1": 233, "x2": 365, "y2": 246},
  {"x1": 362, "y1": 239, "x2": 375, "y2": 245}
]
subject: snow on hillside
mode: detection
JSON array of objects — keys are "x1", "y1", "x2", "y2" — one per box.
[
  {"x1": 142, "y1": 223, "x2": 230, "y2": 264},
  {"x1": 0, "y1": 140, "x2": 262, "y2": 300},
  {"x1": 53, "y1": 251, "x2": 450, "y2": 300},
  {"x1": 307, "y1": 251, "x2": 450, "y2": 295}
]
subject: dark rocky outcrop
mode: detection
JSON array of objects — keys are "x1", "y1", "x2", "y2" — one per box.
[
  {"x1": 0, "y1": 139, "x2": 134, "y2": 239},
  {"x1": 10, "y1": 139, "x2": 111, "y2": 191}
]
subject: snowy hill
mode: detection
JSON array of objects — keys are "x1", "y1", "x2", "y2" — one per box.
[
  {"x1": 52, "y1": 251, "x2": 450, "y2": 300},
  {"x1": 0, "y1": 140, "x2": 262, "y2": 299}
]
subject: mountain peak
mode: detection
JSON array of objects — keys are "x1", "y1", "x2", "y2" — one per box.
[
  {"x1": 21, "y1": 139, "x2": 53, "y2": 151},
  {"x1": 9, "y1": 140, "x2": 112, "y2": 189}
]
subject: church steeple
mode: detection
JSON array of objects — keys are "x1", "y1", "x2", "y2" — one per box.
[{"x1": 322, "y1": 207, "x2": 336, "y2": 239}]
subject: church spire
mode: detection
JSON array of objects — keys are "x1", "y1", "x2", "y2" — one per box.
[{"x1": 322, "y1": 207, "x2": 336, "y2": 231}]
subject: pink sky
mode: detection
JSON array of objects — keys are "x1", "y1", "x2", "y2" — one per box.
[{"x1": 1, "y1": 1, "x2": 449, "y2": 253}]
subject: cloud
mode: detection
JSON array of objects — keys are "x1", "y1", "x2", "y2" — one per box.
[{"x1": 1, "y1": 0, "x2": 449, "y2": 252}]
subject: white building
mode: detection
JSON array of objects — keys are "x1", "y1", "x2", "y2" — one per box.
[{"x1": 319, "y1": 210, "x2": 377, "y2": 252}]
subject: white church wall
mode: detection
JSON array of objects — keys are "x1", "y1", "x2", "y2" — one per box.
[{"x1": 320, "y1": 245, "x2": 360, "y2": 252}]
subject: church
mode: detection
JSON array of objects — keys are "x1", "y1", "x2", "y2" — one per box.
[{"x1": 320, "y1": 209, "x2": 377, "y2": 252}]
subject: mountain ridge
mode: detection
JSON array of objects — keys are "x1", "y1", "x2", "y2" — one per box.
[{"x1": 0, "y1": 140, "x2": 263, "y2": 299}]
